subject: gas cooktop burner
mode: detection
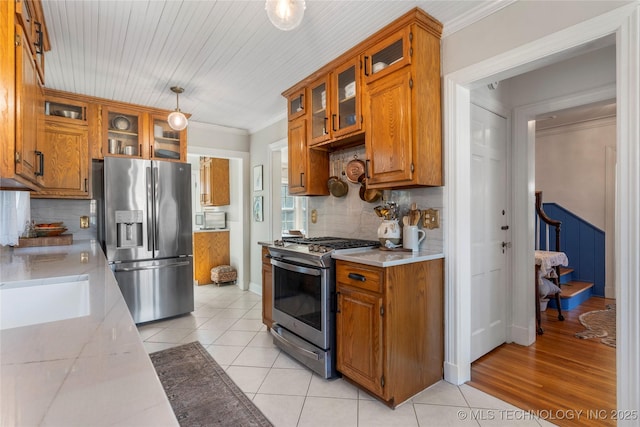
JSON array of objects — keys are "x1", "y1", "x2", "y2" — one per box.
[
  {"x1": 269, "y1": 237, "x2": 379, "y2": 268},
  {"x1": 278, "y1": 236, "x2": 380, "y2": 252}
]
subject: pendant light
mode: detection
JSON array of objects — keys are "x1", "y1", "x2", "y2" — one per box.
[
  {"x1": 167, "y1": 86, "x2": 188, "y2": 131},
  {"x1": 265, "y1": 0, "x2": 306, "y2": 31}
]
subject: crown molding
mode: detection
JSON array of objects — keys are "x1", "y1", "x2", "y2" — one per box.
[{"x1": 442, "y1": 0, "x2": 518, "y2": 38}]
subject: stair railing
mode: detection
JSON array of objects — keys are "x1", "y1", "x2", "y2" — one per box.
[{"x1": 535, "y1": 191, "x2": 561, "y2": 253}]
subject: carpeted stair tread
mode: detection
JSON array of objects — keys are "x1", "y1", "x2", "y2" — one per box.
[{"x1": 559, "y1": 280, "x2": 593, "y2": 298}]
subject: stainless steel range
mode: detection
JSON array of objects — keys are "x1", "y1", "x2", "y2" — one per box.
[{"x1": 267, "y1": 237, "x2": 379, "y2": 378}]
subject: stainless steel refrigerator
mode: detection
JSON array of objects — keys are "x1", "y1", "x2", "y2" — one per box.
[{"x1": 99, "y1": 157, "x2": 194, "y2": 324}]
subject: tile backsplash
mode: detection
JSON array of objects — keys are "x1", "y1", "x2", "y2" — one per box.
[
  {"x1": 30, "y1": 199, "x2": 97, "y2": 241},
  {"x1": 308, "y1": 146, "x2": 444, "y2": 252}
]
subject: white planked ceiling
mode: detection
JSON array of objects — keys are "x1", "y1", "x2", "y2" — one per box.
[{"x1": 41, "y1": 0, "x2": 508, "y2": 133}]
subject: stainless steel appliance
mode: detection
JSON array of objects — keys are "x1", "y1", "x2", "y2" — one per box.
[
  {"x1": 96, "y1": 157, "x2": 194, "y2": 324},
  {"x1": 267, "y1": 237, "x2": 379, "y2": 378},
  {"x1": 203, "y1": 210, "x2": 226, "y2": 229}
]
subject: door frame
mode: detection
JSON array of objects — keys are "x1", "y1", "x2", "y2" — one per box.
[{"x1": 442, "y1": 3, "x2": 640, "y2": 418}]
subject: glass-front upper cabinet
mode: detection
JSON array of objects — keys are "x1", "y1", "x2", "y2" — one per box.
[
  {"x1": 363, "y1": 27, "x2": 411, "y2": 84},
  {"x1": 45, "y1": 96, "x2": 87, "y2": 124},
  {"x1": 309, "y1": 75, "x2": 331, "y2": 145},
  {"x1": 331, "y1": 58, "x2": 361, "y2": 138},
  {"x1": 287, "y1": 88, "x2": 306, "y2": 121},
  {"x1": 150, "y1": 114, "x2": 185, "y2": 161},
  {"x1": 103, "y1": 107, "x2": 143, "y2": 158}
]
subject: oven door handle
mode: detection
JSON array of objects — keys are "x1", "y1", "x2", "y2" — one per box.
[
  {"x1": 270, "y1": 258, "x2": 321, "y2": 276},
  {"x1": 270, "y1": 325, "x2": 323, "y2": 361}
]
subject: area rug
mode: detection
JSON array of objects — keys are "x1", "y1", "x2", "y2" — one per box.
[
  {"x1": 575, "y1": 304, "x2": 616, "y2": 348},
  {"x1": 150, "y1": 342, "x2": 273, "y2": 427}
]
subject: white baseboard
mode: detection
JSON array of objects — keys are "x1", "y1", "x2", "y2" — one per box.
[
  {"x1": 444, "y1": 361, "x2": 470, "y2": 385},
  {"x1": 248, "y1": 281, "x2": 262, "y2": 295}
]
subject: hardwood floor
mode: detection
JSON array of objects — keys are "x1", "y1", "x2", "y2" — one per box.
[{"x1": 469, "y1": 297, "x2": 616, "y2": 427}]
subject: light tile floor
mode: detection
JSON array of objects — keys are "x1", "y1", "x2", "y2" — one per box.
[{"x1": 139, "y1": 284, "x2": 555, "y2": 427}]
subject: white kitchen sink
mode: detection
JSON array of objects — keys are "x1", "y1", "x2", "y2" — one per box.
[{"x1": 0, "y1": 274, "x2": 90, "y2": 330}]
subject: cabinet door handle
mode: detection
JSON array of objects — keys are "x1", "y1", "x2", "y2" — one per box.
[
  {"x1": 35, "y1": 151, "x2": 44, "y2": 176},
  {"x1": 365, "y1": 159, "x2": 370, "y2": 179},
  {"x1": 84, "y1": 178, "x2": 88, "y2": 192},
  {"x1": 300, "y1": 172, "x2": 305, "y2": 188},
  {"x1": 364, "y1": 56, "x2": 370, "y2": 76},
  {"x1": 332, "y1": 114, "x2": 337, "y2": 132},
  {"x1": 34, "y1": 22, "x2": 43, "y2": 54},
  {"x1": 348, "y1": 272, "x2": 366, "y2": 282}
]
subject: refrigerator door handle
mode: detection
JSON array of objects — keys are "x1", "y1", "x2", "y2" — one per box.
[
  {"x1": 113, "y1": 260, "x2": 191, "y2": 272},
  {"x1": 154, "y1": 166, "x2": 160, "y2": 251},
  {"x1": 146, "y1": 166, "x2": 154, "y2": 251}
]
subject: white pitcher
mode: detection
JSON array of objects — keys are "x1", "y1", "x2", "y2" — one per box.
[{"x1": 403, "y1": 225, "x2": 426, "y2": 252}]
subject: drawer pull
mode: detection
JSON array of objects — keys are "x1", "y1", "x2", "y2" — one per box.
[{"x1": 348, "y1": 272, "x2": 366, "y2": 282}]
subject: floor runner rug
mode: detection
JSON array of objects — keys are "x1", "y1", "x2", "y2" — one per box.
[{"x1": 150, "y1": 341, "x2": 273, "y2": 426}]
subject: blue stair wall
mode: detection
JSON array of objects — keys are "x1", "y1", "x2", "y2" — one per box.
[{"x1": 537, "y1": 203, "x2": 605, "y2": 296}]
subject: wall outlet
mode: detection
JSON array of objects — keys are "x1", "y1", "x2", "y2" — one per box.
[
  {"x1": 422, "y1": 208, "x2": 440, "y2": 229},
  {"x1": 80, "y1": 216, "x2": 89, "y2": 229}
]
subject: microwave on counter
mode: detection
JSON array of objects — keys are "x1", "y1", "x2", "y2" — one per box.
[{"x1": 203, "y1": 211, "x2": 226, "y2": 229}]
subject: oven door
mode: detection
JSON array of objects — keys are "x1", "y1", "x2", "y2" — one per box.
[{"x1": 270, "y1": 258, "x2": 333, "y2": 350}]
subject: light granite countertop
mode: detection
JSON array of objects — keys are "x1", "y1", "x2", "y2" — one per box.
[
  {"x1": 331, "y1": 247, "x2": 444, "y2": 267},
  {"x1": 259, "y1": 241, "x2": 443, "y2": 267},
  {"x1": 0, "y1": 240, "x2": 178, "y2": 426}
]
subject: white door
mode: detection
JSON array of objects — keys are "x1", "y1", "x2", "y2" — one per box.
[{"x1": 470, "y1": 103, "x2": 510, "y2": 362}]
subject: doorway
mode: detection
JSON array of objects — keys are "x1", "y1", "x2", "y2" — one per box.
[{"x1": 442, "y1": 4, "x2": 639, "y2": 414}]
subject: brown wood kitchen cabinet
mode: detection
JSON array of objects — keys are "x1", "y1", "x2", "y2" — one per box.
[
  {"x1": 200, "y1": 157, "x2": 230, "y2": 206},
  {"x1": 336, "y1": 258, "x2": 444, "y2": 408},
  {"x1": 100, "y1": 107, "x2": 187, "y2": 162},
  {"x1": 261, "y1": 246, "x2": 273, "y2": 329},
  {"x1": 363, "y1": 12, "x2": 442, "y2": 188},
  {"x1": 281, "y1": 8, "x2": 442, "y2": 192},
  {"x1": 30, "y1": 93, "x2": 91, "y2": 199},
  {"x1": 193, "y1": 231, "x2": 230, "y2": 285},
  {"x1": 1, "y1": 0, "x2": 49, "y2": 191},
  {"x1": 307, "y1": 57, "x2": 363, "y2": 147},
  {"x1": 287, "y1": 117, "x2": 329, "y2": 196},
  {"x1": 31, "y1": 120, "x2": 90, "y2": 199}
]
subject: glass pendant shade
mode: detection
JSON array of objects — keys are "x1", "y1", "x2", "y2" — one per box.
[
  {"x1": 265, "y1": 0, "x2": 305, "y2": 31},
  {"x1": 167, "y1": 110, "x2": 188, "y2": 131},
  {"x1": 167, "y1": 86, "x2": 188, "y2": 131}
]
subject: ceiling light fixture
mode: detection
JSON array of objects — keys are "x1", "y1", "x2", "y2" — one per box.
[
  {"x1": 265, "y1": 0, "x2": 306, "y2": 31},
  {"x1": 167, "y1": 86, "x2": 188, "y2": 131}
]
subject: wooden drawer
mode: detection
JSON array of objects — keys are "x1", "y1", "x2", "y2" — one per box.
[{"x1": 336, "y1": 260, "x2": 383, "y2": 293}]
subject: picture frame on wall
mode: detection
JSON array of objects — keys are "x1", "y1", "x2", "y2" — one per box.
[
  {"x1": 253, "y1": 165, "x2": 263, "y2": 192},
  {"x1": 253, "y1": 196, "x2": 263, "y2": 222}
]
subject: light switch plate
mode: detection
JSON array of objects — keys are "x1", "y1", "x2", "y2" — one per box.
[{"x1": 422, "y1": 208, "x2": 440, "y2": 229}]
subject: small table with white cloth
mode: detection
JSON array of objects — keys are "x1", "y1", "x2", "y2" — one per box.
[{"x1": 535, "y1": 250, "x2": 568, "y2": 334}]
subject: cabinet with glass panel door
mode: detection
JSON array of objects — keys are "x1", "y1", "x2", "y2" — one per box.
[
  {"x1": 362, "y1": 27, "x2": 411, "y2": 84},
  {"x1": 149, "y1": 113, "x2": 186, "y2": 161},
  {"x1": 102, "y1": 106, "x2": 145, "y2": 158},
  {"x1": 32, "y1": 92, "x2": 90, "y2": 199},
  {"x1": 309, "y1": 57, "x2": 362, "y2": 146}
]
